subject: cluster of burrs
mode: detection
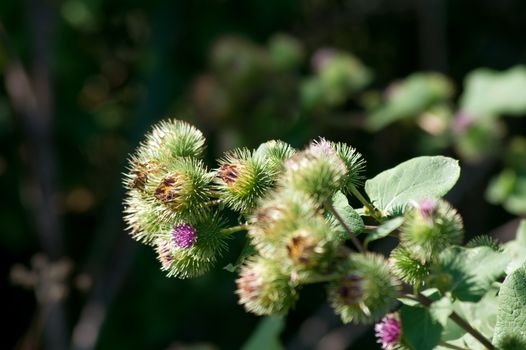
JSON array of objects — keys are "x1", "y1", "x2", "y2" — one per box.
[{"x1": 124, "y1": 119, "x2": 475, "y2": 343}]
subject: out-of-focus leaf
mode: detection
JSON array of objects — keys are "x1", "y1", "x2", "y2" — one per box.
[
  {"x1": 486, "y1": 169, "x2": 517, "y2": 205},
  {"x1": 364, "y1": 216, "x2": 403, "y2": 247},
  {"x1": 60, "y1": 0, "x2": 98, "y2": 32},
  {"x1": 434, "y1": 246, "x2": 508, "y2": 302},
  {"x1": 460, "y1": 66, "x2": 526, "y2": 118},
  {"x1": 439, "y1": 288, "x2": 499, "y2": 349},
  {"x1": 241, "y1": 316, "x2": 284, "y2": 350},
  {"x1": 400, "y1": 304, "x2": 443, "y2": 350},
  {"x1": 367, "y1": 73, "x2": 453, "y2": 131},
  {"x1": 302, "y1": 49, "x2": 371, "y2": 109},
  {"x1": 487, "y1": 171, "x2": 526, "y2": 216},
  {"x1": 453, "y1": 118, "x2": 503, "y2": 162},
  {"x1": 429, "y1": 296, "x2": 453, "y2": 327},
  {"x1": 486, "y1": 136, "x2": 526, "y2": 214}
]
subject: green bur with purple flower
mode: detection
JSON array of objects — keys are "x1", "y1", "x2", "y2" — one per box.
[{"x1": 123, "y1": 118, "x2": 526, "y2": 350}]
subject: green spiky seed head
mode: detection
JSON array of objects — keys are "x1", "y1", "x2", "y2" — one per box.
[
  {"x1": 286, "y1": 231, "x2": 318, "y2": 265},
  {"x1": 153, "y1": 173, "x2": 190, "y2": 204},
  {"x1": 216, "y1": 148, "x2": 275, "y2": 213},
  {"x1": 328, "y1": 253, "x2": 399, "y2": 324},
  {"x1": 248, "y1": 190, "x2": 320, "y2": 258},
  {"x1": 389, "y1": 246, "x2": 430, "y2": 286},
  {"x1": 124, "y1": 190, "x2": 171, "y2": 245},
  {"x1": 283, "y1": 219, "x2": 340, "y2": 284},
  {"x1": 125, "y1": 159, "x2": 162, "y2": 192},
  {"x1": 145, "y1": 157, "x2": 213, "y2": 222},
  {"x1": 236, "y1": 256, "x2": 298, "y2": 315},
  {"x1": 142, "y1": 119, "x2": 206, "y2": 159},
  {"x1": 400, "y1": 199, "x2": 463, "y2": 263},
  {"x1": 255, "y1": 140, "x2": 296, "y2": 173},
  {"x1": 154, "y1": 213, "x2": 228, "y2": 279},
  {"x1": 281, "y1": 139, "x2": 347, "y2": 201},
  {"x1": 330, "y1": 142, "x2": 366, "y2": 191},
  {"x1": 466, "y1": 235, "x2": 502, "y2": 252}
]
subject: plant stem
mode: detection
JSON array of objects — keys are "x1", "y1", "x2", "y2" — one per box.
[
  {"x1": 220, "y1": 224, "x2": 249, "y2": 236},
  {"x1": 325, "y1": 202, "x2": 365, "y2": 253},
  {"x1": 448, "y1": 312, "x2": 495, "y2": 350},
  {"x1": 348, "y1": 184, "x2": 383, "y2": 221},
  {"x1": 416, "y1": 293, "x2": 495, "y2": 350}
]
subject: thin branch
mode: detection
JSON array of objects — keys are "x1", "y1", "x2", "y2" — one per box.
[
  {"x1": 1, "y1": 7, "x2": 68, "y2": 350},
  {"x1": 416, "y1": 293, "x2": 495, "y2": 350},
  {"x1": 348, "y1": 184, "x2": 383, "y2": 221},
  {"x1": 325, "y1": 202, "x2": 365, "y2": 253},
  {"x1": 220, "y1": 224, "x2": 250, "y2": 236}
]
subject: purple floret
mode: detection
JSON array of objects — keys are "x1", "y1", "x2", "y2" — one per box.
[
  {"x1": 172, "y1": 224, "x2": 197, "y2": 248},
  {"x1": 375, "y1": 314, "x2": 401, "y2": 350},
  {"x1": 417, "y1": 198, "x2": 437, "y2": 219}
]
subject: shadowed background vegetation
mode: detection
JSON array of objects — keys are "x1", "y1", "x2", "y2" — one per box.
[{"x1": 1, "y1": 0, "x2": 526, "y2": 349}]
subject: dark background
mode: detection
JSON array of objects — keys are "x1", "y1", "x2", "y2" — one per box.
[{"x1": 1, "y1": 0, "x2": 525, "y2": 349}]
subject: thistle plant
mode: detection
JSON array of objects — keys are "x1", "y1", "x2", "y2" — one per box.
[{"x1": 124, "y1": 118, "x2": 526, "y2": 350}]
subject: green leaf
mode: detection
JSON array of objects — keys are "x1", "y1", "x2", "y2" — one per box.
[
  {"x1": 438, "y1": 290, "x2": 500, "y2": 347},
  {"x1": 502, "y1": 176, "x2": 526, "y2": 215},
  {"x1": 493, "y1": 262, "x2": 526, "y2": 348},
  {"x1": 452, "y1": 288, "x2": 499, "y2": 347},
  {"x1": 241, "y1": 316, "x2": 285, "y2": 350},
  {"x1": 460, "y1": 66, "x2": 526, "y2": 118},
  {"x1": 429, "y1": 296, "x2": 453, "y2": 327},
  {"x1": 364, "y1": 156, "x2": 460, "y2": 213},
  {"x1": 400, "y1": 304, "x2": 443, "y2": 350},
  {"x1": 435, "y1": 246, "x2": 507, "y2": 302},
  {"x1": 453, "y1": 117, "x2": 502, "y2": 162},
  {"x1": 364, "y1": 216, "x2": 403, "y2": 247},
  {"x1": 486, "y1": 169, "x2": 516, "y2": 205},
  {"x1": 486, "y1": 169, "x2": 526, "y2": 216},
  {"x1": 331, "y1": 191, "x2": 365, "y2": 236}
]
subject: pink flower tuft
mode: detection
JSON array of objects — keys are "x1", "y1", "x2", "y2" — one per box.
[
  {"x1": 375, "y1": 313, "x2": 401, "y2": 349},
  {"x1": 172, "y1": 224, "x2": 197, "y2": 248},
  {"x1": 417, "y1": 199, "x2": 437, "y2": 219}
]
